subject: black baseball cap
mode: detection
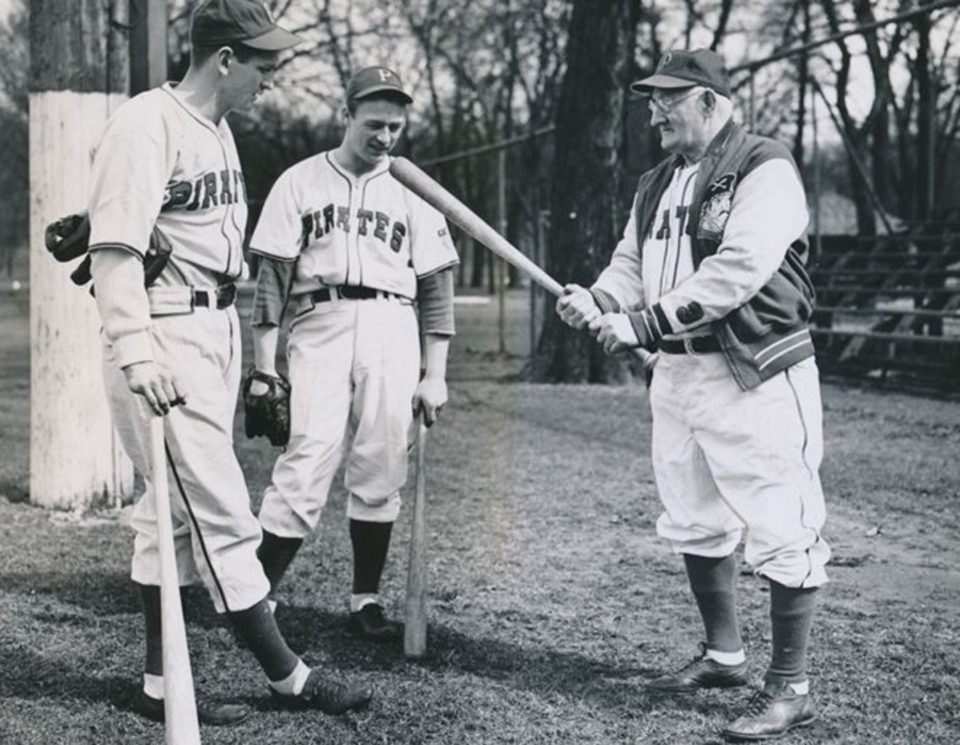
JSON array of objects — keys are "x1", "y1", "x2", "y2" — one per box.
[
  {"x1": 191, "y1": 0, "x2": 302, "y2": 51},
  {"x1": 346, "y1": 67, "x2": 413, "y2": 105},
  {"x1": 632, "y1": 49, "x2": 731, "y2": 98}
]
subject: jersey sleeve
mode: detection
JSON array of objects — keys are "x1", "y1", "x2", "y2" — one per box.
[
  {"x1": 252, "y1": 255, "x2": 296, "y2": 327},
  {"x1": 87, "y1": 98, "x2": 176, "y2": 368},
  {"x1": 406, "y1": 191, "x2": 460, "y2": 278},
  {"x1": 249, "y1": 168, "x2": 304, "y2": 262},
  {"x1": 87, "y1": 102, "x2": 175, "y2": 258}
]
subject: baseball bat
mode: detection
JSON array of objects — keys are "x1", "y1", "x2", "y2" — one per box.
[
  {"x1": 389, "y1": 157, "x2": 656, "y2": 370},
  {"x1": 149, "y1": 416, "x2": 202, "y2": 745},
  {"x1": 404, "y1": 414, "x2": 429, "y2": 659}
]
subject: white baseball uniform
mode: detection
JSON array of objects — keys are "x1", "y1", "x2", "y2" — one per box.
[
  {"x1": 88, "y1": 83, "x2": 269, "y2": 613},
  {"x1": 594, "y1": 157, "x2": 829, "y2": 588},
  {"x1": 250, "y1": 152, "x2": 458, "y2": 535}
]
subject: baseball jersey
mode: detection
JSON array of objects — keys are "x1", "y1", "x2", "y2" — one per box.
[
  {"x1": 87, "y1": 83, "x2": 249, "y2": 367},
  {"x1": 249, "y1": 152, "x2": 458, "y2": 300},
  {"x1": 88, "y1": 82, "x2": 248, "y2": 285}
]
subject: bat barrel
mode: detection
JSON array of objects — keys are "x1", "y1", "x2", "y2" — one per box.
[
  {"x1": 390, "y1": 157, "x2": 563, "y2": 297},
  {"x1": 389, "y1": 156, "x2": 655, "y2": 371},
  {"x1": 404, "y1": 417, "x2": 429, "y2": 658}
]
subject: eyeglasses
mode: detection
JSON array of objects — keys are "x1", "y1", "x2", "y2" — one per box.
[{"x1": 648, "y1": 87, "x2": 705, "y2": 115}]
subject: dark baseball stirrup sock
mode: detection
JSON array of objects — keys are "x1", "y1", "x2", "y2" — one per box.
[
  {"x1": 767, "y1": 580, "x2": 819, "y2": 685},
  {"x1": 350, "y1": 519, "x2": 394, "y2": 594},
  {"x1": 228, "y1": 599, "x2": 300, "y2": 682},
  {"x1": 139, "y1": 584, "x2": 164, "y2": 676},
  {"x1": 683, "y1": 553, "x2": 743, "y2": 654},
  {"x1": 257, "y1": 531, "x2": 304, "y2": 595}
]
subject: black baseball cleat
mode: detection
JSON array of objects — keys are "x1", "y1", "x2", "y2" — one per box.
[
  {"x1": 721, "y1": 679, "x2": 817, "y2": 741},
  {"x1": 646, "y1": 643, "x2": 750, "y2": 693},
  {"x1": 134, "y1": 692, "x2": 251, "y2": 726},
  {"x1": 348, "y1": 603, "x2": 400, "y2": 642},
  {"x1": 270, "y1": 669, "x2": 373, "y2": 715}
]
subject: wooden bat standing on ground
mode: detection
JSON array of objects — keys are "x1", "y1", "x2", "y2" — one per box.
[
  {"x1": 404, "y1": 413, "x2": 430, "y2": 658},
  {"x1": 149, "y1": 417, "x2": 202, "y2": 745},
  {"x1": 388, "y1": 156, "x2": 657, "y2": 371}
]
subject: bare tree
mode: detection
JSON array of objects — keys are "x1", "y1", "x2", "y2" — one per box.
[
  {"x1": 0, "y1": 0, "x2": 29, "y2": 275},
  {"x1": 530, "y1": 0, "x2": 639, "y2": 382}
]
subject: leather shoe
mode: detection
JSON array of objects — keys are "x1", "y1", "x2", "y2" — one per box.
[
  {"x1": 270, "y1": 669, "x2": 373, "y2": 715},
  {"x1": 721, "y1": 679, "x2": 817, "y2": 741},
  {"x1": 348, "y1": 603, "x2": 400, "y2": 642},
  {"x1": 646, "y1": 643, "x2": 750, "y2": 693},
  {"x1": 134, "y1": 692, "x2": 251, "y2": 727}
]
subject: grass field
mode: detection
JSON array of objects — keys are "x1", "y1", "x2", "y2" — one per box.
[{"x1": 1, "y1": 288, "x2": 959, "y2": 745}]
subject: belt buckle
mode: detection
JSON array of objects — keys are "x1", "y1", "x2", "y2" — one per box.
[{"x1": 683, "y1": 337, "x2": 695, "y2": 354}]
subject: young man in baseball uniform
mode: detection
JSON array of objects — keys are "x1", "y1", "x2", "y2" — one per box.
[
  {"x1": 557, "y1": 49, "x2": 829, "y2": 741},
  {"x1": 87, "y1": 0, "x2": 372, "y2": 723},
  {"x1": 247, "y1": 66, "x2": 458, "y2": 641}
]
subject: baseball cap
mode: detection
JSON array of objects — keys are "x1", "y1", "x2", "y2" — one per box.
[
  {"x1": 631, "y1": 49, "x2": 731, "y2": 98},
  {"x1": 191, "y1": 0, "x2": 302, "y2": 51},
  {"x1": 346, "y1": 67, "x2": 413, "y2": 105}
]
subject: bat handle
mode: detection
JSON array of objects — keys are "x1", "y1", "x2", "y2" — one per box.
[
  {"x1": 150, "y1": 417, "x2": 202, "y2": 745},
  {"x1": 547, "y1": 283, "x2": 658, "y2": 372}
]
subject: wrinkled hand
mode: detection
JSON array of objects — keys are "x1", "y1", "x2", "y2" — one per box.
[
  {"x1": 556, "y1": 284, "x2": 601, "y2": 330},
  {"x1": 412, "y1": 376, "x2": 448, "y2": 427},
  {"x1": 589, "y1": 313, "x2": 641, "y2": 355},
  {"x1": 122, "y1": 361, "x2": 186, "y2": 417}
]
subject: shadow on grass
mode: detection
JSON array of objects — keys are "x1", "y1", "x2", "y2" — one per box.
[
  {"x1": 0, "y1": 644, "x2": 141, "y2": 712},
  {"x1": 274, "y1": 604, "x2": 731, "y2": 720},
  {"x1": 0, "y1": 481, "x2": 28, "y2": 503},
  {"x1": 0, "y1": 570, "x2": 233, "y2": 630}
]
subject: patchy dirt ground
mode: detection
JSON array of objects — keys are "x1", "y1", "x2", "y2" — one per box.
[{"x1": 1, "y1": 290, "x2": 958, "y2": 745}]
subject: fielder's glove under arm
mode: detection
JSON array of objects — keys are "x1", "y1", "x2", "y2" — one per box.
[
  {"x1": 242, "y1": 367, "x2": 291, "y2": 447},
  {"x1": 45, "y1": 211, "x2": 173, "y2": 287}
]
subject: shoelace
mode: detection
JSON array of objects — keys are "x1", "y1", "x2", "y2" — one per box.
[
  {"x1": 679, "y1": 643, "x2": 710, "y2": 670},
  {"x1": 308, "y1": 675, "x2": 352, "y2": 704},
  {"x1": 743, "y1": 689, "x2": 776, "y2": 716}
]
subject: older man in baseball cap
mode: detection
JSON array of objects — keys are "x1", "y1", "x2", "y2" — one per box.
[{"x1": 558, "y1": 48, "x2": 828, "y2": 742}]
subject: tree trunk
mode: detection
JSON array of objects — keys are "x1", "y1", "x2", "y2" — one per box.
[
  {"x1": 915, "y1": 9, "x2": 935, "y2": 222},
  {"x1": 530, "y1": 0, "x2": 637, "y2": 382},
  {"x1": 29, "y1": 0, "x2": 133, "y2": 508}
]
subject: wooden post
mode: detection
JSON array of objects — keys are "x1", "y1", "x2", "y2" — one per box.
[
  {"x1": 130, "y1": 0, "x2": 168, "y2": 94},
  {"x1": 29, "y1": 0, "x2": 133, "y2": 509},
  {"x1": 497, "y1": 149, "x2": 507, "y2": 356}
]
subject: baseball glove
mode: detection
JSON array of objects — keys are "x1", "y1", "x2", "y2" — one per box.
[
  {"x1": 242, "y1": 367, "x2": 291, "y2": 447},
  {"x1": 45, "y1": 211, "x2": 173, "y2": 287}
]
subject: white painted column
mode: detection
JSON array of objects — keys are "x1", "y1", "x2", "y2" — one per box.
[{"x1": 29, "y1": 90, "x2": 134, "y2": 509}]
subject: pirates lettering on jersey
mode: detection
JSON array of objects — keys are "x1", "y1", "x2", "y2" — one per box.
[
  {"x1": 300, "y1": 204, "x2": 408, "y2": 253},
  {"x1": 654, "y1": 205, "x2": 690, "y2": 241},
  {"x1": 161, "y1": 169, "x2": 246, "y2": 212}
]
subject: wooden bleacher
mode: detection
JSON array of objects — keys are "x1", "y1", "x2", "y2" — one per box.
[{"x1": 809, "y1": 231, "x2": 960, "y2": 391}]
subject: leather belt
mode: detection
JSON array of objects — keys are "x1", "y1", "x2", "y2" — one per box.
[
  {"x1": 659, "y1": 336, "x2": 721, "y2": 354},
  {"x1": 309, "y1": 286, "x2": 402, "y2": 303},
  {"x1": 192, "y1": 283, "x2": 237, "y2": 310}
]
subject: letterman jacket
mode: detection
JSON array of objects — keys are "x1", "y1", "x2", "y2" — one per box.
[{"x1": 592, "y1": 119, "x2": 816, "y2": 390}]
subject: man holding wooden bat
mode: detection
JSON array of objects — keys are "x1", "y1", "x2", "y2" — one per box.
[
  {"x1": 556, "y1": 49, "x2": 828, "y2": 742},
  {"x1": 247, "y1": 66, "x2": 458, "y2": 643},
  {"x1": 86, "y1": 0, "x2": 371, "y2": 726}
]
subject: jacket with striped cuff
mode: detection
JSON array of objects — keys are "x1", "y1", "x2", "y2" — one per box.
[{"x1": 593, "y1": 119, "x2": 816, "y2": 390}]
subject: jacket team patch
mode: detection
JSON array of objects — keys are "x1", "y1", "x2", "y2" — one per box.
[{"x1": 699, "y1": 173, "x2": 736, "y2": 236}]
